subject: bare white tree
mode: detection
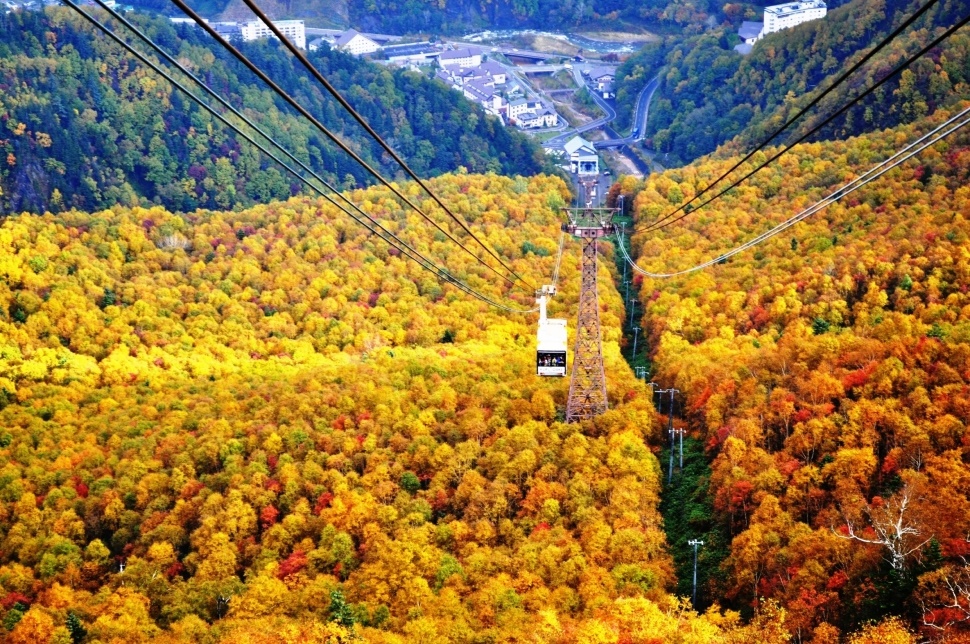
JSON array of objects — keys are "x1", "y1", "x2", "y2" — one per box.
[
  {"x1": 921, "y1": 565, "x2": 970, "y2": 633},
  {"x1": 836, "y1": 483, "x2": 931, "y2": 571},
  {"x1": 921, "y1": 537, "x2": 970, "y2": 634},
  {"x1": 157, "y1": 233, "x2": 191, "y2": 251}
]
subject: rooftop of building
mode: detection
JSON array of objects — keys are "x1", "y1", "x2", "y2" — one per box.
[
  {"x1": 564, "y1": 136, "x2": 595, "y2": 154},
  {"x1": 383, "y1": 42, "x2": 438, "y2": 56},
  {"x1": 764, "y1": 0, "x2": 826, "y2": 14},
  {"x1": 439, "y1": 47, "x2": 484, "y2": 61},
  {"x1": 738, "y1": 21, "x2": 764, "y2": 39},
  {"x1": 334, "y1": 29, "x2": 374, "y2": 47}
]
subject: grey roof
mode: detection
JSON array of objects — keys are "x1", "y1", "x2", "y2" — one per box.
[
  {"x1": 564, "y1": 136, "x2": 595, "y2": 155},
  {"x1": 335, "y1": 29, "x2": 377, "y2": 48},
  {"x1": 464, "y1": 78, "x2": 497, "y2": 101},
  {"x1": 764, "y1": 0, "x2": 826, "y2": 14},
  {"x1": 739, "y1": 21, "x2": 763, "y2": 39},
  {"x1": 440, "y1": 47, "x2": 483, "y2": 61},
  {"x1": 734, "y1": 42, "x2": 754, "y2": 55},
  {"x1": 479, "y1": 61, "x2": 506, "y2": 76},
  {"x1": 587, "y1": 66, "x2": 615, "y2": 80},
  {"x1": 383, "y1": 42, "x2": 437, "y2": 57},
  {"x1": 435, "y1": 69, "x2": 457, "y2": 84}
]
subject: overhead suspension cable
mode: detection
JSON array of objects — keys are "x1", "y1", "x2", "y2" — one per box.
[
  {"x1": 61, "y1": 1, "x2": 536, "y2": 314},
  {"x1": 551, "y1": 231, "x2": 566, "y2": 291},
  {"x1": 647, "y1": 0, "x2": 941, "y2": 231},
  {"x1": 636, "y1": 9, "x2": 970, "y2": 234},
  {"x1": 167, "y1": 0, "x2": 534, "y2": 292},
  {"x1": 237, "y1": 0, "x2": 532, "y2": 292},
  {"x1": 618, "y1": 102, "x2": 970, "y2": 278}
]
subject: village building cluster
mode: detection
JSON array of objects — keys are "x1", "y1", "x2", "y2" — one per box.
[
  {"x1": 431, "y1": 47, "x2": 560, "y2": 129},
  {"x1": 163, "y1": 19, "x2": 562, "y2": 130}
]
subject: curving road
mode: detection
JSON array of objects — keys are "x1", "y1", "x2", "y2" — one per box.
[
  {"x1": 542, "y1": 71, "x2": 658, "y2": 150},
  {"x1": 542, "y1": 65, "x2": 618, "y2": 148},
  {"x1": 593, "y1": 75, "x2": 659, "y2": 149}
]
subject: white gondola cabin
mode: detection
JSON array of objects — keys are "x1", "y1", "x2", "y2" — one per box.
[{"x1": 536, "y1": 286, "x2": 567, "y2": 377}]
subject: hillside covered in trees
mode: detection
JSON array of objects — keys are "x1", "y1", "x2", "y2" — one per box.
[
  {"x1": 142, "y1": 0, "x2": 729, "y2": 35},
  {"x1": 0, "y1": 8, "x2": 547, "y2": 216},
  {"x1": 610, "y1": 100, "x2": 970, "y2": 641},
  {"x1": 341, "y1": 0, "x2": 719, "y2": 36},
  {"x1": 0, "y1": 173, "x2": 718, "y2": 643},
  {"x1": 615, "y1": 0, "x2": 970, "y2": 165}
]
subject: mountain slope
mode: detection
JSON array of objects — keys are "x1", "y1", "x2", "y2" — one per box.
[
  {"x1": 615, "y1": 0, "x2": 970, "y2": 165},
  {"x1": 621, "y1": 104, "x2": 970, "y2": 640},
  {"x1": 0, "y1": 8, "x2": 547, "y2": 216},
  {"x1": 0, "y1": 173, "x2": 692, "y2": 642}
]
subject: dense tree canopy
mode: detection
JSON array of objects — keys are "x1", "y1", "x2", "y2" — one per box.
[
  {"x1": 615, "y1": 0, "x2": 970, "y2": 165},
  {"x1": 621, "y1": 102, "x2": 970, "y2": 641},
  {"x1": 0, "y1": 8, "x2": 547, "y2": 215},
  {"x1": 0, "y1": 172, "x2": 736, "y2": 642}
]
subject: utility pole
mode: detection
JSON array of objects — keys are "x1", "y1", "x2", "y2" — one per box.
[
  {"x1": 668, "y1": 428, "x2": 676, "y2": 484},
  {"x1": 673, "y1": 428, "x2": 685, "y2": 468},
  {"x1": 666, "y1": 388, "x2": 679, "y2": 484},
  {"x1": 564, "y1": 179, "x2": 616, "y2": 422},
  {"x1": 635, "y1": 366, "x2": 647, "y2": 379},
  {"x1": 689, "y1": 539, "x2": 704, "y2": 607},
  {"x1": 631, "y1": 326, "x2": 640, "y2": 362},
  {"x1": 679, "y1": 427, "x2": 685, "y2": 468},
  {"x1": 628, "y1": 298, "x2": 637, "y2": 328}
]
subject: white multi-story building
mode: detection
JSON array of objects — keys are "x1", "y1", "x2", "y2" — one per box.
[
  {"x1": 762, "y1": 0, "x2": 826, "y2": 35},
  {"x1": 439, "y1": 47, "x2": 483, "y2": 69},
  {"x1": 334, "y1": 29, "x2": 381, "y2": 56},
  {"x1": 508, "y1": 99, "x2": 542, "y2": 121},
  {"x1": 240, "y1": 19, "x2": 306, "y2": 50}
]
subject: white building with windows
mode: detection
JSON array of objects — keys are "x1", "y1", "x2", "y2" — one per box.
[
  {"x1": 334, "y1": 29, "x2": 381, "y2": 56},
  {"x1": 240, "y1": 19, "x2": 306, "y2": 50},
  {"x1": 564, "y1": 136, "x2": 598, "y2": 175},
  {"x1": 762, "y1": 0, "x2": 826, "y2": 35},
  {"x1": 439, "y1": 47, "x2": 483, "y2": 69},
  {"x1": 508, "y1": 99, "x2": 542, "y2": 121}
]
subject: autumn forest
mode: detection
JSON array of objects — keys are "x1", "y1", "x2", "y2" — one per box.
[{"x1": 2, "y1": 0, "x2": 970, "y2": 641}]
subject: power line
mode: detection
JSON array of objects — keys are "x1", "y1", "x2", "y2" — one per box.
[
  {"x1": 637, "y1": 7, "x2": 970, "y2": 235},
  {"x1": 237, "y1": 0, "x2": 532, "y2": 291},
  {"x1": 61, "y1": 0, "x2": 536, "y2": 314},
  {"x1": 618, "y1": 102, "x2": 970, "y2": 277},
  {"x1": 645, "y1": 0, "x2": 941, "y2": 231},
  {"x1": 167, "y1": 0, "x2": 533, "y2": 291}
]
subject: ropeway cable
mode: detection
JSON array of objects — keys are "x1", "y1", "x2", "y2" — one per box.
[
  {"x1": 551, "y1": 231, "x2": 566, "y2": 290},
  {"x1": 167, "y1": 0, "x2": 533, "y2": 292},
  {"x1": 636, "y1": 10, "x2": 970, "y2": 234},
  {"x1": 645, "y1": 0, "x2": 941, "y2": 231},
  {"x1": 618, "y1": 103, "x2": 970, "y2": 278},
  {"x1": 61, "y1": 1, "x2": 537, "y2": 314},
  {"x1": 237, "y1": 0, "x2": 533, "y2": 292}
]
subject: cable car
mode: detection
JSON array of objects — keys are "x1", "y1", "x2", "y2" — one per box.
[{"x1": 536, "y1": 285, "x2": 567, "y2": 377}]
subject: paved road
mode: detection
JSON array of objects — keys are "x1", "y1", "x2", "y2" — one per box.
[
  {"x1": 541, "y1": 65, "x2": 619, "y2": 148},
  {"x1": 593, "y1": 75, "x2": 659, "y2": 149},
  {"x1": 514, "y1": 63, "x2": 568, "y2": 73}
]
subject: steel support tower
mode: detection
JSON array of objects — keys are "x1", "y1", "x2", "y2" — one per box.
[{"x1": 564, "y1": 181, "x2": 617, "y2": 422}]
